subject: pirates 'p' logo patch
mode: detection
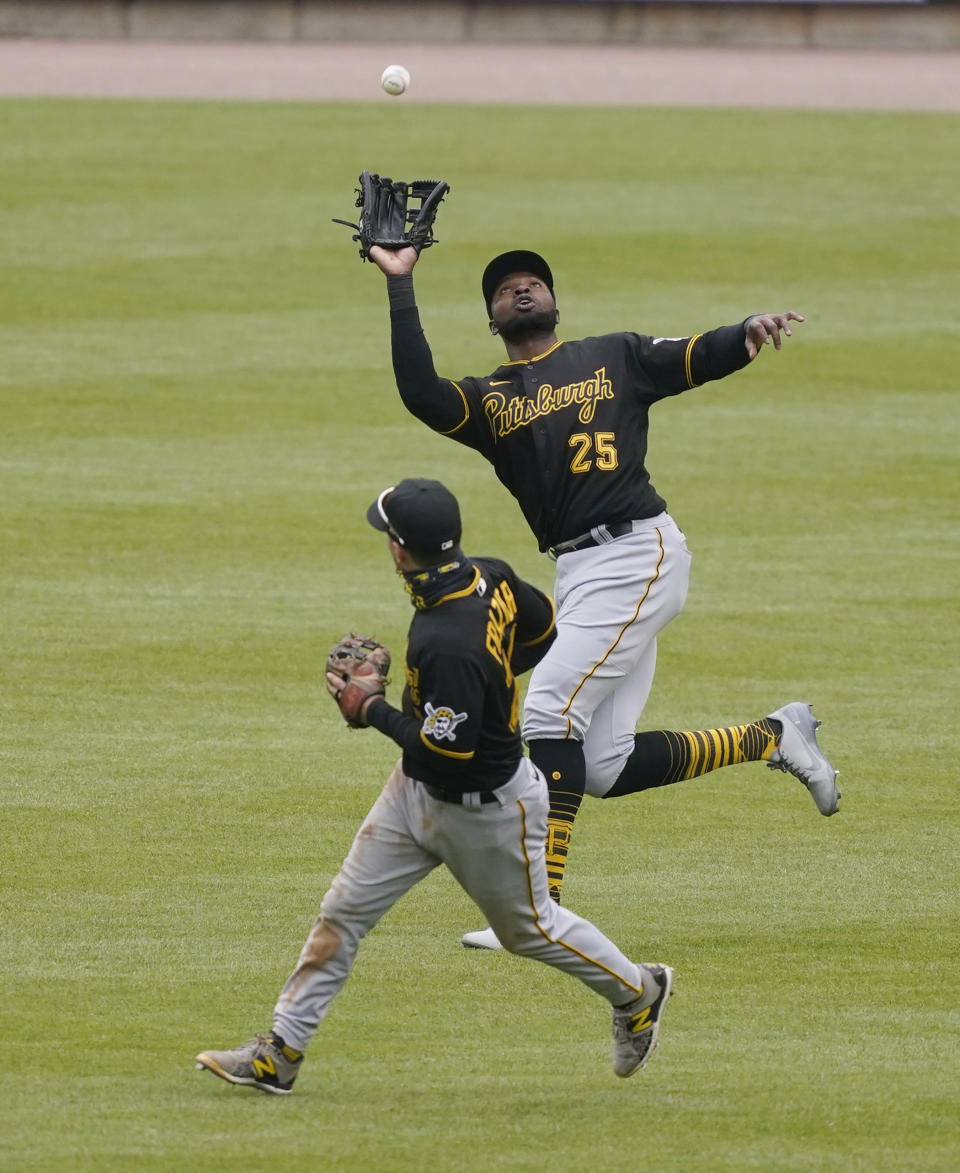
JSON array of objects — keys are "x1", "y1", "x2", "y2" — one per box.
[{"x1": 422, "y1": 701, "x2": 468, "y2": 742}]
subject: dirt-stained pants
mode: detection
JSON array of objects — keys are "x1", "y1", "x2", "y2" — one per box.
[{"x1": 272, "y1": 757, "x2": 648, "y2": 1051}]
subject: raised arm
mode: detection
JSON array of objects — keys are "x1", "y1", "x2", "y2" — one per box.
[{"x1": 367, "y1": 245, "x2": 471, "y2": 436}]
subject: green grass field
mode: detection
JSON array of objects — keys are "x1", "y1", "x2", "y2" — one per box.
[{"x1": 2, "y1": 97, "x2": 958, "y2": 1172}]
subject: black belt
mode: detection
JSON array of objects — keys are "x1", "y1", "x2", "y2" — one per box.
[
  {"x1": 549, "y1": 521, "x2": 636, "y2": 559},
  {"x1": 422, "y1": 783, "x2": 500, "y2": 805}
]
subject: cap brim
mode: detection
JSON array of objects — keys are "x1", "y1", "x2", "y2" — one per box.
[{"x1": 366, "y1": 494, "x2": 391, "y2": 533}]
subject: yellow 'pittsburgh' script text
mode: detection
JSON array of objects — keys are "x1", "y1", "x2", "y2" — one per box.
[{"x1": 482, "y1": 367, "x2": 614, "y2": 438}]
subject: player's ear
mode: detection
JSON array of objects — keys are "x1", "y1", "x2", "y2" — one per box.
[
  {"x1": 388, "y1": 536, "x2": 406, "y2": 568},
  {"x1": 489, "y1": 321, "x2": 499, "y2": 335}
]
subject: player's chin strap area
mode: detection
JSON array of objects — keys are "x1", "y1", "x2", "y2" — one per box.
[{"x1": 549, "y1": 521, "x2": 638, "y2": 561}]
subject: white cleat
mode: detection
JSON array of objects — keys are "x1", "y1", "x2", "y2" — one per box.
[
  {"x1": 461, "y1": 927, "x2": 504, "y2": 951},
  {"x1": 767, "y1": 702, "x2": 840, "y2": 816}
]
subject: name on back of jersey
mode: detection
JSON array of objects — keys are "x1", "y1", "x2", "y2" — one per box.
[{"x1": 485, "y1": 580, "x2": 518, "y2": 681}]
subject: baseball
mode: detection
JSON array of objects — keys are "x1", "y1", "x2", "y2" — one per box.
[{"x1": 381, "y1": 64, "x2": 411, "y2": 97}]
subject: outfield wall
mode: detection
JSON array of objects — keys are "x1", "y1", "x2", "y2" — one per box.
[{"x1": 1, "y1": 0, "x2": 959, "y2": 50}]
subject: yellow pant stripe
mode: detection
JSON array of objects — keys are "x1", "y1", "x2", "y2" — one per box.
[
  {"x1": 561, "y1": 528, "x2": 665, "y2": 728},
  {"x1": 517, "y1": 800, "x2": 643, "y2": 998}
]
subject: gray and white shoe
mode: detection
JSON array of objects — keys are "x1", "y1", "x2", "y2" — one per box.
[
  {"x1": 612, "y1": 963, "x2": 674, "y2": 1078},
  {"x1": 195, "y1": 1032, "x2": 302, "y2": 1094},
  {"x1": 767, "y1": 702, "x2": 840, "y2": 816},
  {"x1": 461, "y1": 927, "x2": 504, "y2": 951}
]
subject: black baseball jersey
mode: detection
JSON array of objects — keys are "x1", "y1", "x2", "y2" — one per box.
[
  {"x1": 389, "y1": 293, "x2": 752, "y2": 551},
  {"x1": 365, "y1": 556, "x2": 556, "y2": 794}
]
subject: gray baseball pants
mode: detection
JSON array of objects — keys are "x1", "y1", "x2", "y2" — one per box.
[
  {"x1": 522, "y1": 512, "x2": 692, "y2": 797},
  {"x1": 272, "y1": 756, "x2": 646, "y2": 1051}
]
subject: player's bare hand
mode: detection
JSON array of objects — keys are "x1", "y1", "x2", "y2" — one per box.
[
  {"x1": 369, "y1": 244, "x2": 420, "y2": 277},
  {"x1": 744, "y1": 312, "x2": 805, "y2": 359}
]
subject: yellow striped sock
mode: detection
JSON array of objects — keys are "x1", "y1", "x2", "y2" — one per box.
[
  {"x1": 544, "y1": 815, "x2": 574, "y2": 903},
  {"x1": 673, "y1": 720, "x2": 778, "y2": 781}
]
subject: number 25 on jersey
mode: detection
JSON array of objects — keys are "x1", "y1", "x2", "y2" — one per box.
[{"x1": 568, "y1": 431, "x2": 619, "y2": 474}]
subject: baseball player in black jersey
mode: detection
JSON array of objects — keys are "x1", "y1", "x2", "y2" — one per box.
[
  {"x1": 195, "y1": 479, "x2": 674, "y2": 1092},
  {"x1": 367, "y1": 245, "x2": 839, "y2": 950}
]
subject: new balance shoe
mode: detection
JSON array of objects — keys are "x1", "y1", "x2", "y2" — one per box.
[
  {"x1": 461, "y1": 927, "x2": 504, "y2": 951},
  {"x1": 766, "y1": 702, "x2": 840, "y2": 816},
  {"x1": 611, "y1": 963, "x2": 674, "y2": 1078},
  {"x1": 195, "y1": 1032, "x2": 302, "y2": 1094}
]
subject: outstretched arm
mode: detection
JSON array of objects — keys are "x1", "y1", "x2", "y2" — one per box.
[
  {"x1": 744, "y1": 311, "x2": 805, "y2": 360},
  {"x1": 367, "y1": 245, "x2": 471, "y2": 437},
  {"x1": 633, "y1": 309, "x2": 806, "y2": 397}
]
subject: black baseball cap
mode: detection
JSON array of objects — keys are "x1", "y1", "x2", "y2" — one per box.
[
  {"x1": 366, "y1": 478, "x2": 462, "y2": 556},
  {"x1": 482, "y1": 250, "x2": 554, "y2": 317}
]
